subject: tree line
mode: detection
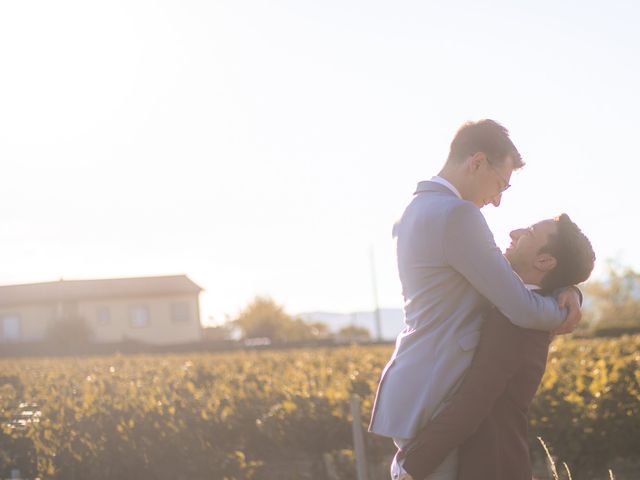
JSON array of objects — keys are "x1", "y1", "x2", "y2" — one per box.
[
  {"x1": 40, "y1": 261, "x2": 640, "y2": 347},
  {"x1": 205, "y1": 296, "x2": 371, "y2": 344},
  {"x1": 211, "y1": 261, "x2": 640, "y2": 344}
]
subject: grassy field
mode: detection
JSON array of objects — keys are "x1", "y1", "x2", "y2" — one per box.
[{"x1": 0, "y1": 335, "x2": 638, "y2": 479}]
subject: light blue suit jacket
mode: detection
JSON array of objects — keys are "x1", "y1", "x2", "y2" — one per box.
[{"x1": 368, "y1": 181, "x2": 566, "y2": 440}]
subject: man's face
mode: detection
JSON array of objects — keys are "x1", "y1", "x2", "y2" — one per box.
[
  {"x1": 505, "y1": 219, "x2": 558, "y2": 275},
  {"x1": 471, "y1": 155, "x2": 514, "y2": 208}
]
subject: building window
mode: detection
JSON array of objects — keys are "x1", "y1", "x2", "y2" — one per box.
[
  {"x1": 129, "y1": 306, "x2": 150, "y2": 328},
  {"x1": 1, "y1": 315, "x2": 21, "y2": 341},
  {"x1": 97, "y1": 307, "x2": 110, "y2": 326},
  {"x1": 171, "y1": 302, "x2": 190, "y2": 323}
]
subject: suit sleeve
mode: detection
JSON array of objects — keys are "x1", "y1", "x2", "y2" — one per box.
[{"x1": 443, "y1": 202, "x2": 566, "y2": 331}]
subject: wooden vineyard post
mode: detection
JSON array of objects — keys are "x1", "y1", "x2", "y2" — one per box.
[{"x1": 351, "y1": 396, "x2": 370, "y2": 480}]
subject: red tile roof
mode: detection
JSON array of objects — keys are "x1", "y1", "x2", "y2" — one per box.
[{"x1": 0, "y1": 275, "x2": 203, "y2": 307}]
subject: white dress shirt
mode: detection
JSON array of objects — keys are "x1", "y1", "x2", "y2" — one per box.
[{"x1": 430, "y1": 176, "x2": 462, "y2": 199}]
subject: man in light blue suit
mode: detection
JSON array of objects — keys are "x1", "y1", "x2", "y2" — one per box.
[{"x1": 368, "y1": 120, "x2": 581, "y2": 480}]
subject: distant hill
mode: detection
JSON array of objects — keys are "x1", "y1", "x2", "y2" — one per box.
[{"x1": 298, "y1": 308, "x2": 405, "y2": 341}]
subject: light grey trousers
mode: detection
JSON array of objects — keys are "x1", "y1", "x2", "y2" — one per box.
[{"x1": 392, "y1": 437, "x2": 458, "y2": 480}]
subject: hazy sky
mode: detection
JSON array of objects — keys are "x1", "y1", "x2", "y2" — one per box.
[{"x1": 1, "y1": 1, "x2": 638, "y2": 325}]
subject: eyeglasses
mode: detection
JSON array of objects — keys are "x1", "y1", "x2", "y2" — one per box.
[{"x1": 486, "y1": 159, "x2": 511, "y2": 193}]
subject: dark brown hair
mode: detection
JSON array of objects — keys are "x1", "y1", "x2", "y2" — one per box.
[
  {"x1": 446, "y1": 119, "x2": 524, "y2": 169},
  {"x1": 539, "y1": 214, "x2": 596, "y2": 291}
]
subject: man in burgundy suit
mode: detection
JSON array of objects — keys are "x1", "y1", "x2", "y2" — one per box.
[{"x1": 400, "y1": 213, "x2": 595, "y2": 480}]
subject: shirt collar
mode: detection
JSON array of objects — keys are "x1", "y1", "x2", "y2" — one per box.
[
  {"x1": 515, "y1": 271, "x2": 540, "y2": 291},
  {"x1": 430, "y1": 176, "x2": 462, "y2": 199}
]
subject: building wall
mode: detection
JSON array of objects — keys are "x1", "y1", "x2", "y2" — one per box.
[
  {"x1": 0, "y1": 304, "x2": 56, "y2": 342},
  {"x1": 0, "y1": 293, "x2": 203, "y2": 345},
  {"x1": 79, "y1": 293, "x2": 202, "y2": 345}
]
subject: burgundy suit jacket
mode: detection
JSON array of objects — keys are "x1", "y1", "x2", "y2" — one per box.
[{"x1": 401, "y1": 306, "x2": 551, "y2": 480}]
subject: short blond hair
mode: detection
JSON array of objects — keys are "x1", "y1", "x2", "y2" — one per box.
[{"x1": 446, "y1": 119, "x2": 524, "y2": 169}]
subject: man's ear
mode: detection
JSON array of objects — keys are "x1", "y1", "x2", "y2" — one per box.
[
  {"x1": 535, "y1": 253, "x2": 557, "y2": 273},
  {"x1": 467, "y1": 152, "x2": 485, "y2": 173}
]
